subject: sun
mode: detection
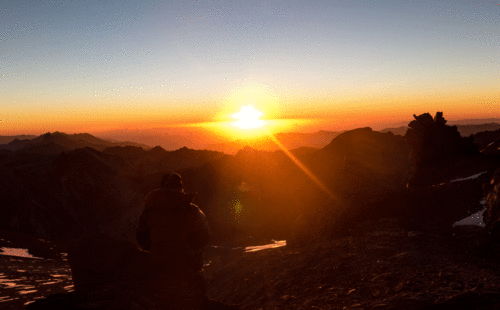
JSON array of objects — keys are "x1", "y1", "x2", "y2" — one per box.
[{"x1": 232, "y1": 105, "x2": 266, "y2": 129}]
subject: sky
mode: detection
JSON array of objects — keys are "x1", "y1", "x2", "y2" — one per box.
[{"x1": 1, "y1": 0, "x2": 499, "y2": 136}]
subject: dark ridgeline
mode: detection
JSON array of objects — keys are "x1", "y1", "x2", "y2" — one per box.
[
  {"x1": 0, "y1": 134, "x2": 37, "y2": 144},
  {"x1": 206, "y1": 130, "x2": 340, "y2": 154},
  {"x1": 2, "y1": 112, "x2": 500, "y2": 309},
  {"x1": 0, "y1": 131, "x2": 150, "y2": 153},
  {"x1": 380, "y1": 122, "x2": 500, "y2": 138}
]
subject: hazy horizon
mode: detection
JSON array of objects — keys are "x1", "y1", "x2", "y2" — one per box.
[
  {"x1": 2, "y1": 114, "x2": 500, "y2": 153},
  {"x1": 2, "y1": 114, "x2": 499, "y2": 136}
]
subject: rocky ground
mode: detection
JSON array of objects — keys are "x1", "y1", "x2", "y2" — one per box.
[
  {"x1": 207, "y1": 219, "x2": 500, "y2": 309},
  {"x1": 2, "y1": 219, "x2": 500, "y2": 309}
]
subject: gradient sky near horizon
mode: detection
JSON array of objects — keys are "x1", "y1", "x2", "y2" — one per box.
[{"x1": 1, "y1": 0, "x2": 499, "y2": 135}]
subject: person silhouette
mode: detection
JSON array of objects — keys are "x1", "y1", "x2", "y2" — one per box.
[{"x1": 136, "y1": 172, "x2": 210, "y2": 309}]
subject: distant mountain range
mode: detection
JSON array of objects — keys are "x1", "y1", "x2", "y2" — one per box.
[
  {"x1": 2, "y1": 118, "x2": 500, "y2": 160},
  {"x1": 92, "y1": 127, "x2": 340, "y2": 153},
  {"x1": 205, "y1": 130, "x2": 340, "y2": 154},
  {"x1": 3, "y1": 122, "x2": 499, "y2": 158},
  {"x1": 0, "y1": 130, "x2": 341, "y2": 155},
  {"x1": 93, "y1": 127, "x2": 216, "y2": 151},
  {"x1": 1, "y1": 117, "x2": 500, "y2": 247},
  {"x1": 103, "y1": 145, "x2": 226, "y2": 175},
  {"x1": 0, "y1": 132, "x2": 151, "y2": 154},
  {"x1": 0, "y1": 135, "x2": 37, "y2": 144},
  {"x1": 449, "y1": 118, "x2": 500, "y2": 125}
]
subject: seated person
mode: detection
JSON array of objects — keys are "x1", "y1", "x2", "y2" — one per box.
[{"x1": 136, "y1": 173, "x2": 210, "y2": 309}]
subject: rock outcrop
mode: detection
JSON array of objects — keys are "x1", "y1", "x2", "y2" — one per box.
[
  {"x1": 406, "y1": 112, "x2": 478, "y2": 164},
  {"x1": 289, "y1": 128, "x2": 412, "y2": 245},
  {"x1": 404, "y1": 112, "x2": 480, "y2": 188}
]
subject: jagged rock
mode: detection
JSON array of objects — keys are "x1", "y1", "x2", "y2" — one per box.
[
  {"x1": 404, "y1": 112, "x2": 480, "y2": 188},
  {"x1": 406, "y1": 112, "x2": 478, "y2": 166},
  {"x1": 289, "y1": 128, "x2": 411, "y2": 245},
  {"x1": 433, "y1": 111, "x2": 447, "y2": 125}
]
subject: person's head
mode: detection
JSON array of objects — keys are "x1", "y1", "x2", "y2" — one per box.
[{"x1": 160, "y1": 172, "x2": 183, "y2": 190}]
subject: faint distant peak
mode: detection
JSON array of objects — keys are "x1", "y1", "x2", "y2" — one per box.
[
  {"x1": 0, "y1": 134, "x2": 36, "y2": 145},
  {"x1": 240, "y1": 145, "x2": 258, "y2": 152},
  {"x1": 379, "y1": 126, "x2": 408, "y2": 136},
  {"x1": 235, "y1": 145, "x2": 263, "y2": 157},
  {"x1": 149, "y1": 145, "x2": 167, "y2": 155}
]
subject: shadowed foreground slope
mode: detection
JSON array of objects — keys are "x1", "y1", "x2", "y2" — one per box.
[
  {"x1": 207, "y1": 219, "x2": 500, "y2": 310},
  {"x1": 4, "y1": 217, "x2": 500, "y2": 309}
]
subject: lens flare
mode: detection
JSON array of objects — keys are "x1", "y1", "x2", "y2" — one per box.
[{"x1": 263, "y1": 128, "x2": 334, "y2": 198}]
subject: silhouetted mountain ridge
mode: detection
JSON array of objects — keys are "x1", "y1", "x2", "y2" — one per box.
[
  {"x1": 0, "y1": 132, "x2": 150, "y2": 154},
  {"x1": 0, "y1": 134, "x2": 37, "y2": 144},
  {"x1": 205, "y1": 130, "x2": 339, "y2": 154}
]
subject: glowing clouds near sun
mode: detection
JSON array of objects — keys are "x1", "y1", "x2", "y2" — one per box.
[{"x1": 232, "y1": 105, "x2": 267, "y2": 129}]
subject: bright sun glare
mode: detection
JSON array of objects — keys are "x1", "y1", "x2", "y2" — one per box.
[{"x1": 232, "y1": 105, "x2": 266, "y2": 129}]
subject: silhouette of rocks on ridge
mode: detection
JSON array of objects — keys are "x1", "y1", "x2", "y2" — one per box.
[
  {"x1": 408, "y1": 112, "x2": 479, "y2": 162},
  {"x1": 116, "y1": 145, "x2": 225, "y2": 175},
  {"x1": 404, "y1": 112, "x2": 480, "y2": 188},
  {"x1": 313, "y1": 127, "x2": 411, "y2": 195}
]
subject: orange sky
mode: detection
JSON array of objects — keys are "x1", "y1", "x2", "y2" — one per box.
[{"x1": 1, "y1": 83, "x2": 498, "y2": 137}]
